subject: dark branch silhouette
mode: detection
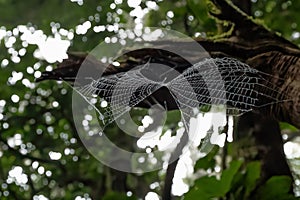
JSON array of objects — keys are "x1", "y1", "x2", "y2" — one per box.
[{"x1": 37, "y1": 0, "x2": 300, "y2": 199}]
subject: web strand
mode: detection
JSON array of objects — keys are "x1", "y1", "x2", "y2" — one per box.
[{"x1": 74, "y1": 57, "x2": 285, "y2": 129}]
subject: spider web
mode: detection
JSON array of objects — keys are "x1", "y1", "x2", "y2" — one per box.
[{"x1": 75, "y1": 57, "x2": 284, "y2": 130}]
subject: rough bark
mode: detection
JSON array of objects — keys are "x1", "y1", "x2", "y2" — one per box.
[
  {"x1": 37, "y1": 1, "x2": 300, "y2": 198},
  {"x1": 230, "y1": 0, "x2": 293, "y2": 190},
  {"x1": 37, "y1": 0, "x2": 300, "y2": 128},
  {"x1": 38, "y1": 40, "x2": 300, "y2": 129}
]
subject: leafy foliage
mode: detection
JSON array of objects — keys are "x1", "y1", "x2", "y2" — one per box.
[
  {"x1": 0, "y1": 0, "x2": 300, "y2": 199},
  {"x1": 186, "y1": 160, "x2": 243, "y2": 199},
  {"x1": 187, "y1": 159, "x2": 297, "y2": 200}
]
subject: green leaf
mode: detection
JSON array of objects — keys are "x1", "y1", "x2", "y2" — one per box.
[
  {"x1": 219, "y1": 160, "x2": 243, "y2": 194},
  {"x1": 244, "y1": 161, "x2": 261, "y2": 198},
  {"x1": 185, "y1": 160, "x2": 242, "y2": 199},
  {"x1": 280, "y1": 122, "x2": 299, "y2": 132},
  {"x1": 255, "y1": 176, "x2": 297, "y2": 200},
  {"x1": 185, "y1": 176, "x2": 222, "y2": 200},
  {"x1": 194, "y1": 146, "x2": 218, "y2": 170}
]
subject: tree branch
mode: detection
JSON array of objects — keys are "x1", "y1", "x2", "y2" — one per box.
[{"x1": 162, "y1": 129, "x2": 189, "y2": 200}]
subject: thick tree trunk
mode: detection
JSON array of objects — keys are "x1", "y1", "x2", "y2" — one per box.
[
  {"x1": 230, "y1": 0, "x2": 294, "y2": 189},
  {"x1": 236, "y1": 112, "x2": 293, "y2": 184},
  {"x1": 37, "y1": 0, "x2": 300, "y2": 198}
]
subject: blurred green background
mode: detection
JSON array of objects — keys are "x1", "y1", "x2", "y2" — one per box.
[{"x1": 0, "y1": 0, "x2": 300, "y2": 199}]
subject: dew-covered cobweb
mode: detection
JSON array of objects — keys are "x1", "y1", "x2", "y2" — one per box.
[{"x1": 74, "y1": 57, "x2": 283, "y2": 131}]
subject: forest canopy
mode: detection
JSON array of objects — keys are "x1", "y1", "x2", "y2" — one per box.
[{"x1": 0, "y1": 0, "x2": 300, "y2": 200}]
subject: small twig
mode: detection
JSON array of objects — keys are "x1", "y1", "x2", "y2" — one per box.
[
  {"x1": 162, "y1": 130, "x2": 189, "y2": 200},
  {"x1": 221, "y1": 117, "x2": 229, "y2": 171}
]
